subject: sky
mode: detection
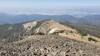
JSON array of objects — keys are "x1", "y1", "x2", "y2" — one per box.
[{"x1": 0, "y1": 0, "x2": 100, "y2": 15}]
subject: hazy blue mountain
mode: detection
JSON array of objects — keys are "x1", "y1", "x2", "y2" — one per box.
[
  {"x1": 0, "y1": 13, "x2": 100, "y2": 27},
  {"x1": 0, "y1": 13, "x2": 78, "y2": 24},
  {"x1": 78, "y1": 14, "x2": 100, "y2": 26}
]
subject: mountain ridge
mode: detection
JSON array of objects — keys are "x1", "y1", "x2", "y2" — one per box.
[{"x1": 0, "y1": 19, "x2": 100, "y2": 56}]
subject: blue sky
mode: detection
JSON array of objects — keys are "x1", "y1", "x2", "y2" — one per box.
[{"x1": 0, "y1": 0, "x2": 100, "y2": 14}]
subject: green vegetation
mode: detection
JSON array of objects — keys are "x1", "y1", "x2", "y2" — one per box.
[
  {"x1": 0, "y1": 24, "x2": 24, "y2": 42},
  {"x1": 60, "y1": 21, "x2": 100, "y2": 38}
]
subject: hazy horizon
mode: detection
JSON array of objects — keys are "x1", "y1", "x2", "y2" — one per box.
[{"x1": 0, "y1": 0, "x2": 100, "y2": 15}]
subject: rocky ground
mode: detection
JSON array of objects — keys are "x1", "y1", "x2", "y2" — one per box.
[{"x1": 0, "y1": 35, "x2": 100, "y2": 56}]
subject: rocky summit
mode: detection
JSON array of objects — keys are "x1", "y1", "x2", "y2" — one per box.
[
  {"x1": 0, "y1": 35, "x2": 100, "y2": 56},
  {"x1": 0, "y1": 19, "x2": 100, "y2": 56}
]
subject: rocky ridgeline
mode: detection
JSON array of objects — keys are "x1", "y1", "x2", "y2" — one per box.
[
  {"x1": 23, "y1": 20, "x2": 81, "y2": 39},
  {"x1": 22, "y1": 20, "x2": 100, "y2": 43},
  {"x1": 0, "y1": 19, "x2": 100, "y2": 56}
]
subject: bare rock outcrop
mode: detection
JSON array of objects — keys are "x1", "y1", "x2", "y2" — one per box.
[
  {"x1": 34, "y1": 20, "x2": 81, "y2": 39},
  {"x1": 23, "y1": 21, "x2": 38, "y2": 32}
]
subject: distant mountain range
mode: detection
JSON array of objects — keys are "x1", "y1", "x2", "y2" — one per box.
[
  {"x1": 0, "y1": 13, "x2": 100, "y2": 26},
  {"x1": 0, "y1": 13, "x2": 78, "y2": 24}
]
